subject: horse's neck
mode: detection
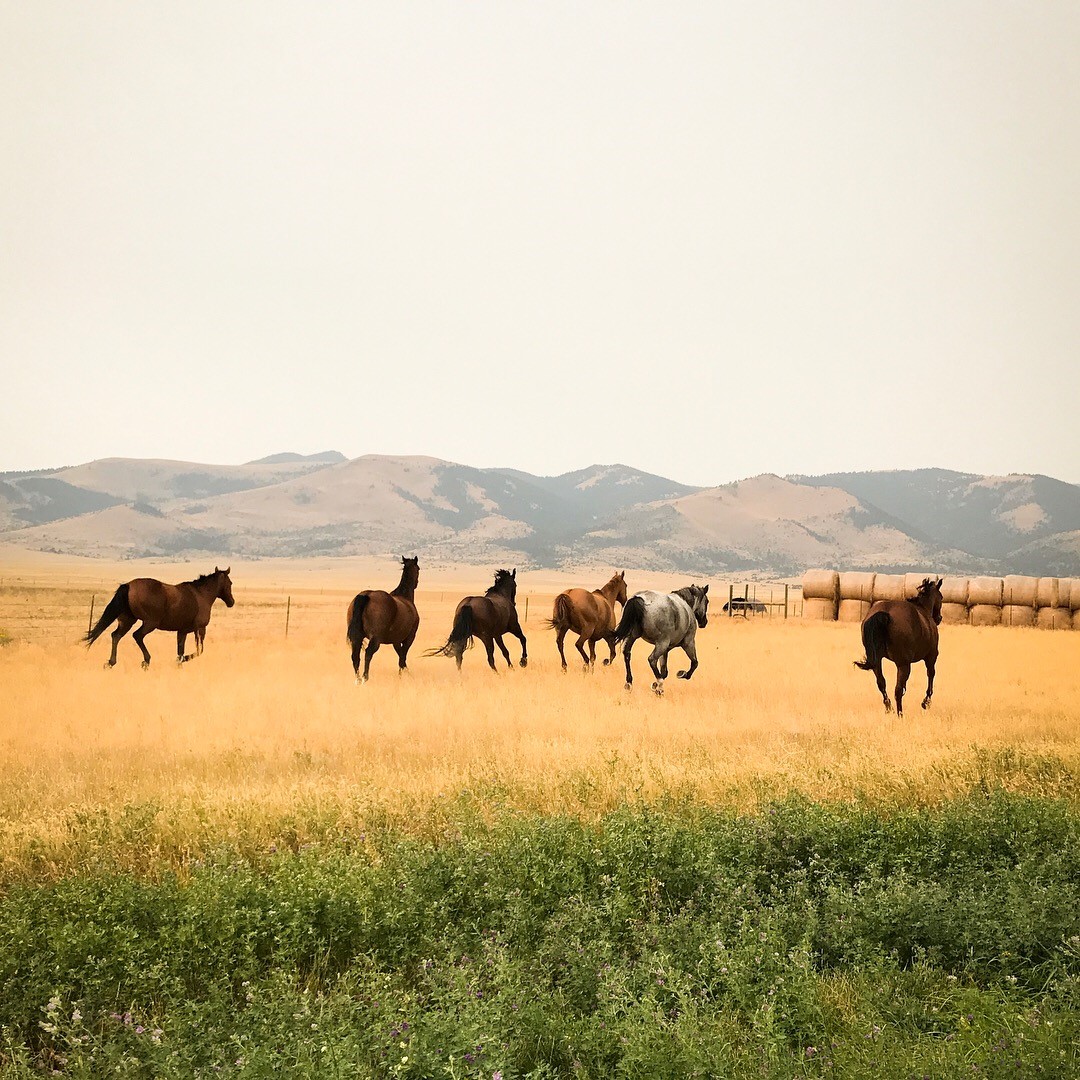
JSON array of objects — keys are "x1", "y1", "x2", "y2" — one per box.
[
  {"x1": 596, "y1": 580, "x2": 620, "y2": 603},
  {"x1": 392, "y1": 575, "x2": 416, "y2": 600},
  {"x1": 191, "y1": 578, "x2": 221, "y2": 606}
]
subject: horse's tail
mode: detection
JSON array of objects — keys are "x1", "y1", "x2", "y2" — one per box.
[
  {"x1": 84, "y1": 583, "x2": 131, "y2": 647},
  {"x1": 543, "y1": 593, "x2": 573, "y2": 632},
  {"x1": 854, "y1": 610, "x2": 890, "y2": 672},
  {"x1": 347, "y1": 593, "x2": 370, "y2": 647},
  {"x1": 426, "y1": 604, "x2": 475, "y2": 657},
  {"x1": 612, "y1": 595, "x2": 646, "y2": 645}
]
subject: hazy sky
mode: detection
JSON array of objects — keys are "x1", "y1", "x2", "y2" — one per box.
[{"x1": 3, "y1": 2, "x2": 1079, "y2": 486}]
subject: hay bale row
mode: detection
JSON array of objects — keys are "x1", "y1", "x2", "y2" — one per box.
[
  {"x1": 839, "y1": 572, "x2": 875, "y2": 602},
  {"x1": 1035, "y1": 577, "x2": 1060, "y2": 608},
  {"x1": 1002, "y1": 575, "x2": 1037, "y2": 607},
  {"x1": 838, "y1": 598, "x2": 872, "y2": 622},
  {"x1": 940, "y1": 577, "x2": 969, "y2": 605},
  {"x1": 872, "y1": 574, "x2": 906, "y2": 602},
  {"x1": 1068, "y1": 579, "x2": 1080, "y2": 612},
  {"x1": 803, "y1": 597, "x2": 838, "y2": 621},
  {"x1": 970, "y1": 604, "x2": 1002, "y2": 627},
  {"x1": 803, "y1": 570, "x2": 840, "y2": 602}
]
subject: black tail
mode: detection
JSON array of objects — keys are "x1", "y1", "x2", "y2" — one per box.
[
  {"x1": 612, "y1": 595, "x2": 645, "y2": 645},
  {"x1": 426, "y1": 604, "x2": 475, "y2": 657},
  {"x1": 543, "y1": 594, "x2": 573, "y2": 632},
  {"x1": 84, "y1": 584, "x2": 131, "y2": 647},
  {"x1": 347, "y1": 593, "x2": 370, "y2": 647},
  {"x1": 854, "y1": 611, "x2": 890, "y2": 672}
]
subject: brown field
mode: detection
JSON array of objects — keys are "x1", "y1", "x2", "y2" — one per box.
[{"x1": 2, "y1": 549, "x2": 1079, "y2": 880}]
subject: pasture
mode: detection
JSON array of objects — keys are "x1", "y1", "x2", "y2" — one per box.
[{"x1": 2, "y1": 554, "x2": 1080, "y2": 1077}]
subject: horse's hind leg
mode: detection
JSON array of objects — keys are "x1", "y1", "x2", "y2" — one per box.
[
  {"x1": 574, "y1": 635, "x2": 590, "y2": 671},
  {"x1": 676, "y1": 640, "x2": 698, "y2": 680},
  {"x1": 107, "y1": 615, "x2": 135, "y2": 668},
  {"x1": 647, "y1": 643, "x2": 667, "y2": 696},
  {"x1": 177, "y1": 632, "x2": 189, "y2": 663},
  {"x1": 871, "y1": 662, "x2": 890, "y2": 713},
  {"x1": 481, "y1": 634, "x2": 498, "y2": 672},
  {"x1": 350, "y1": 635, "x2": 365, "y2": 682},
  {"x1": 495, "y1": 635, "x2": 513, "y2": 669},
  {"x1": 361, "y1": 640, "x2": 380, "y2": 682},
  {"x1": 395, "y1": 633, "x2": 416, "y2": 675},
  {"x1": 602, "y1": 633, "x2": 616, "y2": 666},
  {"x1": 195, "y1": 628, "x2": 206, "y2": 656},
  {"x1": 921, "y1": 653, "x2": 937, "y2": 710},
  {"x1": 555, "y1": 628, "x2": 568, "y2": 671},
  {"x1": 132, "y1": 624, "x2": 154, "y2": 670},
  {"x1": 622, "y1": 634, "x2": 637, "y2": 690},
  {"x1": 894, "y1": 661, "x2": 911, "y2": 717}
]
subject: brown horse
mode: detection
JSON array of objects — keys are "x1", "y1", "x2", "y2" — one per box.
[
  {"x1": 85, "y1": 567, "x2": 235, "y2": 669},
  {"x1": 346, "y1": 556, "x2": 420, "y2": 683},
  {"x1": 427, "y1": 568, "x2": 527, "y2": 671},
  {"x1": 854, "y1": 577, "x2": 943, "y2": 716},
  {"x1": 546, "y1": 571, "x2": 628, "y2": 671}
]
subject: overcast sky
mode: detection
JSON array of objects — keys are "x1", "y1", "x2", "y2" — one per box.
[{"x1": 3, "y1": 2, "x2": 1079, "y2": 486}]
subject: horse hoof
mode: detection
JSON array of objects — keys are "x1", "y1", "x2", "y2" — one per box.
[
  {"x1": 602, "y1": 659, "x2": 612, "y2": 667},
  {"x1": 141, "y1": 661, "x2": 150, "y2": 671},
  {"x1": 624, "y1": 682, "x2": 633, "y2": 692},
  {"x1": 103, "y1": 661, "x2": 114, "y2": 670},
  {"x1": 676, "y1": 670, "x2": 689, "y2": 679},
  {"x1": 921, "y1": 698, "x2": 931, "y2": 710},
  {"x1": 651, "y1": 681, "x2": 664, "y2": 697},
  {"x1": 519, "y1": 659, "x2": 527, "y2": 668}
]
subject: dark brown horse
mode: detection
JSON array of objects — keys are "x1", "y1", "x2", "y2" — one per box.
[
  {"x1": 85, "y1": 567, "x2": 235, "y2": 669},
  {"x1": 546, "y1": 571, "x2": 628, "y2": 671},
  {"x1": 854, "y1": 577, "x2": 942, "y2": 716},
  {"x1": 427, "y1": 568, "x2": 527, "y2": 671},
  {"x1": 346, "y1": 556, "x2": 420, "y2": 683}
]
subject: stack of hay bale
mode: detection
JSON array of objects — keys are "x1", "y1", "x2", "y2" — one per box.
[
  {"x1": 802, "y1": 570, "x2": 840, "y2": 621},
  {"x1": 1001, "y1": 575, "x2": 1037, "y2": 628},
  {"x1": 1035, "y1": 578, "x2": 1072, "y2": 630},
  {"x1": 939, "y1": 577, "x2": 970, "y2": 624},
  {"x1": 837, "y1": 572, "x2": 876, "y2": 621},
  {"x1": 968, "y1": 577, "x2": 1004, "y2": 626}
]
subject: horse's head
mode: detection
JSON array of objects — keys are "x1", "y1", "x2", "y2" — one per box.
[
  {"x1": 917, "y1": 576, "x2": 943, "y2": 624},
  {"x1": 609, "y1": 571, "x2": 628, "y2": 607},
  {"x1": 401, "y1": 555, "x2": 420, "y2": 588},
  {"x1": 215, "y1": 566, "x2": 235, "y2": 608},
  {"x1": 690, "y1": 583, "x2": 709, "y2": 628},
  {"x1": 491, "y1": 568, "x2": 517, "y2": 602}
]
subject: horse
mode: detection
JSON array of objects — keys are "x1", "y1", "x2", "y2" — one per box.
[
  {"x1": 612, "y1": 584, "x2": 709, "y2": 695},
  {"x1": 84, "y1": 567, "x2": 235, "y2": 669},
  {"x1": 346, "y1": 556, "x2": 421, "y2": 683},
  {"x1": 427, "y1": 568, "x2": 527, "y2": 671},
  {"x1": 546, "y1": 571, "x2": 628, "y2": 671},
  {"x1": 854, "y1": 577, "x2": 942, "y2": 716}
]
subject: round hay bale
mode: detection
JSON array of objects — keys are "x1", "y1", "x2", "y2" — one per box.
[
  {"x1": 1036, "y1": 607, "x2": 1072, "y2": 630},
  {"x1": 968, "y1": 577, "x2": 1004, "y2": 607},
  {"x1": 839, "y1": 571, "x2": 876, "y2": 603},
  {"x1": 838, "y1": 598, "x2": 871, "y2": 622},
  {"x1": 1002, "y1": 575, "x2": 1037, "y2": 607},
  {"x1": 940, "y1": 577, "x2": 969, "y2": 605},
  {"x1": 970, "y1": 604, "x2": 1002, "y2": 627},
  {"x1": 1035, "y1": 578, "x2": 1060, "y2": 609},
  {"x1": 1069, "y1": 579, "x2": 1080, "y2": 612},
  {"x1": 904, "y1": 572, "x2": 937, "y2": 599},
  {"x1": 803, "y1": 597, "x2": 838, "y2": 621},
  {"x1": 1001, "y1": 604, "x2": 1036, "y2": 628},
  {"x1": 802, "y1": 570, "x2": 840, "y2": 602},
  {"x1": 873, "y1": 574, "x2": 906, "y2": 602},
  {"x1": 940, "y1": 602, "x2": 969, "y2": 625},
  {"x1": 1074, "y1": 609, "x2": 1080, "y2": 631}
]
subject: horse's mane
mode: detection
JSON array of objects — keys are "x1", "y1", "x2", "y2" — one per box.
[
  {"x1": 187, "y1": 569, "x2": 223, "y2": 586},
  {"x1": 916, "y1": 577, "x2": 936, "y2": 596},
  {"x1": 486, "y1": 569, "x2": 515, "y2": 596},
  {"x1": 674, "y1": 586, "x2": 700, "y2": 606}
]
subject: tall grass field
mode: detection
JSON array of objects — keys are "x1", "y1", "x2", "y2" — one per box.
[{"x1": 2, "y1": 556, "x2": 1079, "y2": 1077}]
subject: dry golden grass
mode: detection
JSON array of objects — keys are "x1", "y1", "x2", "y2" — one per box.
[{"x1": 2, "y1": 553, "x2": 1079, "y2": 877}]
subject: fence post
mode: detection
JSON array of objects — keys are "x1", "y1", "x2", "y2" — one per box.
[
  {"x1": 525, "y1": 596, "x2": 529, "y2": 623},
  {"x1": 784, "y1": 583, "x2": 789, "y2": 619},
  {"x1": 87, "y1": 595, "x2": 96, "y2": 635},
  {"x1": 285, "y1": 596, "x2": 291, "y2": 638}
]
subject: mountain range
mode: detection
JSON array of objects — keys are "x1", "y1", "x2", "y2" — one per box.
[{"x1": 2, "y1": 454, "x2": 1079, "y2": 576}]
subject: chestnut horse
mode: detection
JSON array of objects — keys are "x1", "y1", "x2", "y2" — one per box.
[
  {"x1": 854, "y1": 577, "x2": 942, "y2": 716},
  {"x1": 346, "y1": 556, "x2": 420, "y2": 683},
  {"x1": 427, "y1": 568, "x2": 527, "y2": 671},
  {"x1": 84, "y1": 567, "x2": 235, "y2": 668},
  {"x1": 546, "y1": 571, "x2": 628, "y2": 671}
]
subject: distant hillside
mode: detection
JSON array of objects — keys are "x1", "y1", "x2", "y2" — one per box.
[{"x1": 3, "y1": 454, "x2": 1079, "y2": 575}]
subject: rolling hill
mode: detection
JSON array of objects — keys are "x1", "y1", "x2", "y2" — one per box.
[{"x1": 2, "y1": 453, "x2": 1079, "y2": 576}]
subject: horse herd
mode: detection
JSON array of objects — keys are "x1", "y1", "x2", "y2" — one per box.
[{"x1": 84, "y1": 559, "x2": 945, "y2": 712}]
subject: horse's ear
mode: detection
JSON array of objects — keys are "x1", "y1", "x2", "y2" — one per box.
[
  {"x1": 619, "y1": 570, "x2": 625, "y2": 580},
  {"x1": 512, "y1": 568, "x2": 516, "y2": 578},
  {"x1": 936, "y1": 577, "x2": 943, "y2": 588},
  {"x1": 224, "y1": 566, "x2": 230, "y2": 575},
  {"x1": 703, "y1": 584, "x2": 709, "y2": 593}
]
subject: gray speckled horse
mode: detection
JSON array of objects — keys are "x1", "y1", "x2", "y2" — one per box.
[{"x1": 612, "y1": 585, "x2": 709, "y2": 695}]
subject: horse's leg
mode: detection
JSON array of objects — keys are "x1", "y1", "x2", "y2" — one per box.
[
  {"x1": 177, "y1": 631, "x2": 188, "y2": 663},
  {"x1": 676, "y1": 639, "x2": 699, "y2": 680},
  {"x1": 510, "y1": 617, "x2": 528, "y2": 668},
  {"x1": 481, "y1": 633, "x2": 498, "y2": 672},
  {"x1": 107, "y1": 615, "x2": 135, "y2": 668},
  {"x1": 574, "y1": 635, "x2": 590, "y2": 671},
  {"x1": 588, "y1": 638, "x2": 597, "y2": 669},
  {"x1": 622, "y1": 633, "x2": 637, "y2": 690},
  {"x1": 647, "y1": 643, "x2": 667, "y2": 696},
  {"x1": 195, "y1": 628, "x2": 206, "y2": 656},
  {"x1": 921, "y1": 652, "x2": 937, "y2": 710},
  {"x1": 894, "y1": 661, "x2": 911, "y2": 717},
  {"x1": 132, "y1": 624, "x2": 154, "y2": 670},
  {"x1": 361, "y1": 640, "x2": 380, "y2": 682},
  {"x1": 396, "y1": 633, "x2": 416, "y2": 674},
  {"x1": 871, "y1": 659, "x2": 890, "y2": 713},
  {"x1": 495, "y1": 635, "x2": 513, "y2": 669},
  {"x1": 555, "y1": 627, "x2": 568, "y2": 671},
  {"x1": 351, "y1": 634, "x2": 365, "y2": 682},
  {"x1": 602, "y1": 632, "x2": 616, "y2": 666}
]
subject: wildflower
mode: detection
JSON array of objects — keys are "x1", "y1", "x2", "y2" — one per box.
[
  {"x1": 806, "y1": 1046, "x2": 817, "y2": 1057},
  {"x1": 71, "y1": 1008, "x2": 82, "y2": 1023}
]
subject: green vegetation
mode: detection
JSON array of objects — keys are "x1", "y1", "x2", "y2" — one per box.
[{"x1": 3, "y1": 792, "x2": 1080, "y2": 1077}]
